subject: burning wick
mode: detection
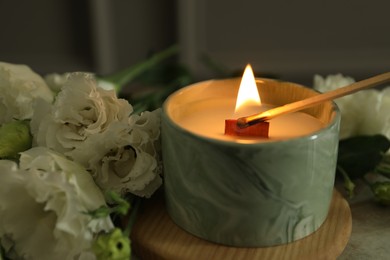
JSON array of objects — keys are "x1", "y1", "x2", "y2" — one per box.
[
  {"x1": 224, "y1": 64, "x2": 269, "y2": 138},
  {"x1": 225, "y1": 119, "x2": 269, "y2": 137}
]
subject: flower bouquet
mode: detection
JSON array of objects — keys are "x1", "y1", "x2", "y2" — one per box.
[{"x1": 0, "y1": 46, "x2": 192, "y2": 260}]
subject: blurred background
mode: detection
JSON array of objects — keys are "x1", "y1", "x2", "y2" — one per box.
[{"x1": 0, "y1": 0, "x2": 389, "y2": 86}]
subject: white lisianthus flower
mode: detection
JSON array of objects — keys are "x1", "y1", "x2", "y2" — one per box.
[
  {"x1": 44, "y1": 72, "x2": 71, "y2": 93},
  {"x1": 70, "y1": 109, "x2": 163, "y2": 198},
  {"x1": 31, "y1": 72, "x2": 133, "y2": 154},
  {"x1": 44, "y1": 72, "x2": 115, "y2": 92},
  {"x1": 32, "y1": 72, "x2": 162, "y2": 197},
  {"x1": 0, "y1": 147, "x2": 114, "y2": 260},
  {"x1": 313, "y1": 73, "x2": 355, "y2": 94},
  {"x1": 313, "y1": 74, "x2": 390, "y2": 140},
  {"x1": 95, "y1": 79, "x2": 117, "y2": 91},
  {"x1": 0, "y1": 62, "x2": 53, "y2": 124}
]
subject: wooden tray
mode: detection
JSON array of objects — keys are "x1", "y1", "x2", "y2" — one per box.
[{"x1": 131, "y1": 190, "x2": 351, "y2": 260}]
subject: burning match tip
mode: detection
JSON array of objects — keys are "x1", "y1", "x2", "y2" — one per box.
[
  {"x1": 225, "y1": 119, "x2": 269, "y2": 138},
  {"x1": 237, "y1": 116, "x2": 268, "y2": 128},
  {"x1": 236, "y1": 118, "x2": 249, "y2": 128}
]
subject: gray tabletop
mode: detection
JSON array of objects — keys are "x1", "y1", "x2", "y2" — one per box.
[{"x1": 337, "y1": 181, "x2": 390, "y2": 260}]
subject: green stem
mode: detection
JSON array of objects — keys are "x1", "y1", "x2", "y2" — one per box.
[
  {"x1": 130, "y1": 75, "x2": 191, "y2": 115},
  {"x1": 200, "y1": 54, "x2": 230, "y2": 78},
  {"x1": 100, "y1": 45, "x2": 178, "y2": 93},
  {"x1": 123, "y1": 197, "x2": 142, "y2": 237},
  {"x1": 337, "y1": 165, "x2": 356, "y2": 198},
  {"x1": 375, "y1": 154, "x2": 390, "y2": 178}
]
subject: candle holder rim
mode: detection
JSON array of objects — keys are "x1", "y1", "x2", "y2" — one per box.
[{"x1": 162, "y1": 78, "x2": 341, "y2": 147}]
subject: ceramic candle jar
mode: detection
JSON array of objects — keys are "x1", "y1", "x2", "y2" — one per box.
[{"x1": 161, "y1": 78, "x2": 340, "y2": 247}]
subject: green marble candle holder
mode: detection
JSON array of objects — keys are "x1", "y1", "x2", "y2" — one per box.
[{"x1": 162, "y1": 78, "x2": 340, "y2": 247}]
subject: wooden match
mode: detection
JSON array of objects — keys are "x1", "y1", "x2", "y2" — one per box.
[{"x1": 237, "y1": 72, "x2": 390, "y2": 128}]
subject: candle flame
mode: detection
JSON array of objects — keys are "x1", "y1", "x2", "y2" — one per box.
[{"x1": 235, "y1": 64, "x2": 261, "y2": 113}]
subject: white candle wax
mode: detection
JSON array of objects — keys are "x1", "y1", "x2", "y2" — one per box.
[{"x1": 175, "y1": 97, "x2": 324, "y2": 143}]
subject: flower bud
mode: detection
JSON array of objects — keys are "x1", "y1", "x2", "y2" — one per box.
[
  {"x1": 92, "y1": 228, "x2": 131, "y2": 260},
  {"x1": 371, "y1": 181, "x2": 390, "y2": 206},
  {"x1": 0, "y1": 121, "x2": 32, "y2": 159}
]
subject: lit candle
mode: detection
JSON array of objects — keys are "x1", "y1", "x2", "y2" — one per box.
[
  {"x1": 162, "y1": 66, "x2": 341, "y2": 247},
  {"x1": 175, "y1": 64, "x2": 323, "y2": 143}
]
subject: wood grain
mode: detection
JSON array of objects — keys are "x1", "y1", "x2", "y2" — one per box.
[{"x1": 131, "y1": 190, "x2": 352, "y2": 260}]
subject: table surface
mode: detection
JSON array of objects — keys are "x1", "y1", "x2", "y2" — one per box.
[{"x1": 337, "y1": 182, "x2": 390, "y2": 260}]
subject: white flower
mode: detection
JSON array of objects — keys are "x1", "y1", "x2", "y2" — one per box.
[
  {"x1": 0, "y1": 147, "x2": 113, "y2": 260},
  {"x1": 44, "y1": 72, "x2": 71, "y2": 93},
  {"x1": 31, "y1": 72, "x2": 133, "y2": 154},
  {"x1": 95, "y1": 79, "x2": 117, "y2": 91},
  {"x1": 313, "y1": 74, "x2": 390, "y2": 140},
  {"x1": 44, "y1": 72, "x2": 115, "y2": 92},
  {"x1": 0, "y1": 62, "x2": 53, "y2": 124},
  {"x1": 313, "y1": 73, "x2": 355, "y2": 93},
  {"x1": 70, "y1": 110, "x2": 163, "y2": 198},
  {"x1": 32, "y1": 72, "x2": 162, "y2": 197},
  {"x1": 357, "y1": 88, "x2": 390, "y2": 138}
]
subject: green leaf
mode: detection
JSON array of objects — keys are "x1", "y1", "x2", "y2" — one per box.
[
  {"x1": 99, "y1": 45, "x2": 179, "y2": 93},
  {"x1": 375, "y1": 154, "x2": 390, "y2": 178},
  {"x1": 106, "y1": 191, "x2": 131, "y2": 216},
  {"x1": 337, "y1": 135, "x2": 390, "y2": 179},
  {"x1": 86, "y1": 191, "x2": 131, "y2": 219},
  {"x1": 337, "y1": 165, "x2": 356, "y2": 198},
  {"x1": 130, "y1": 63, "x2": 192, "y2": 87}
]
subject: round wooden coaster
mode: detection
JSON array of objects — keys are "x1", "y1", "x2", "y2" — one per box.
[{"x1": 131, "y1": 190, "x2": 352, "y2": 260}]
